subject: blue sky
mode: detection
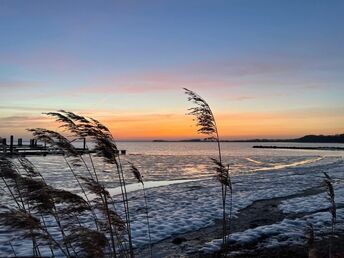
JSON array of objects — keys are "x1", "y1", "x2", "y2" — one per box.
[{"x1": 0, "y1": 0, "x2": 343, "y2": 139}]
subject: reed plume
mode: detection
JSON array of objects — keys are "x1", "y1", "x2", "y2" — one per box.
[
  {"x1": 323, "y1": 172, "x2": 336, "y2": 258},
  {"x1": 130, "y1": 162, "x2": 143, "y2": 184},
  {"x1": 129, "y1": 162, "x2": 152, "y2": 257},
  {"x1": 1, "y1": 152, "x2": 128, "y2": 257},
  {"x1": 0, "y1": 209, "x2": 41, "y2": 231},
  {"x1": 43, "y1": 110, "x2": 134, "y2": 256},
  {"x1": 0, "y1": 158, "x2": 74, "y2": 256},
  {"x1": 184, "y1": 88, "x2": 232, "y2": 251},
  {"x1": 34, "y1": 110, "x2": 136, "y2": 256},
  {"x1": 64, "y1": 227, "x2": 108, "y2": 258},
  {"x1": 0, "y1": 111, "x2": 151, "y2": 257},
  {"x1": 27, "y1": 128, "x2": 80, "y2": 157},
  {"x1": 18, "y1": 156, "x2": 41, "y2": 178}
]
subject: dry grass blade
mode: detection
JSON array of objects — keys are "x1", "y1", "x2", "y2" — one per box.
[
  {"x1": 93, "y1": 137, "x2": 119, "y2": 164},
  {"x1": 79, "y1": 176, "x2": 109, "y2": 197},
  {"x1": 44, "y1": 111, "x2": 79, "y2": 134},
  {"x1": 58, "y1": 110, "x2": 90, "y2": 124},
  {"x1": 323, "y1": 173, "x2": 336, "y2": 258},
  {"x1": 0, "y1": 210, "x2": 41, "y2": 230},
  {"x1": 324, "y1": 173, "x2": 336, "y2": 225},
  {"x1": 43, "y1": 110, "x2": 119, "y2": 164},
  {"x1": 65, "y1": 227, "x2": 108, "y2": 258},
  {"x1": 128, "y1": 162, "x2": 153, "y2": 257},
  {"x1": 49, "y1": 188, "x2": 90, "y2": 216},
  {"x1": 94, "y1": 203, "x2": 126, "y2": 232},
  {"x1": 27, "y1": 128, "x2": 79, "y2": 157},
  {"x1": 15, "y1": 174, "x2": 89, "y2": 215},
  {"x1": 324, "y1": 172, "x2": 332, "y2": 181},
  {"x1": 50, "y1": 188, "x2": 87, "y2": 205},
  {"x1": 17, "y1": 176, "x2": 55, "y2": 212},
  {"x1": 89, "y1": 117, "x2": 111, "y2": 133},
  {"x1": 129, "y1": 162, "x2": 143, "y2": 185},
  {"x1": 211, "y1": 158, "x2": 231, "y2": 188},
  {"x1": 27, "y1": 110, "x2": 134, "y2": 256},
  {"x1": 18, "y1": 157, "x2": 40, "y2": 177},
  {"x1": 306, "y1": 223, "x2": 315, "y2": 246},
  {"x1": 184, "y1": 89, "x2": 232, "y2": 254},
  {"x1": 0, "y1": 157, "x2": 20, "y2": 179},
  {"x1": 108, "y1": 209, "x2": 126, "y2": 232},
  {"x1": 184, "y1": 88, "x2": 217, "y2": 136},
  {"x1": 306, "y1": 223, "x2": 317, "y2": 258}
]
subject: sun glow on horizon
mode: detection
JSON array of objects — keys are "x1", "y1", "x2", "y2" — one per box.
[{"x1": 1, "y1": 108, "x2": 342, "y2": 141}]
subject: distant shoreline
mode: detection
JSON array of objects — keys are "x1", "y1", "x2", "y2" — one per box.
[
  {"x1": 152, "y1": 134, "x2": 344, "y2": 144},
  {"x1": 253, "y1": 145, "x2": 344, "y2": 151}
]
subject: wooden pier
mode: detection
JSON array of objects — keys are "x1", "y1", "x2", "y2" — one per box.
[{"x1": 0, "y1": 136, "x2": 126, "y2": 157}]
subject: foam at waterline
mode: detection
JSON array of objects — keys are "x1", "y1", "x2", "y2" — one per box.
[
  {"x1": 79, "y1": 178, "x2": 207, "y2": 200},
  {"x1": 252, "y1": 157, "x2": 323, "y2": 172},
  {"x1": 245, "y1": 157, "x2": 264, "y2": 164}
]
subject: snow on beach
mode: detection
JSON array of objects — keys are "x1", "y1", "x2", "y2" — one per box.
[
  {"x1": 200, "y1": 157, "x2": 344, "y2": 255},
  {"x1": 112, "y1": 153, "x2": 344, "y2": 253},
  {"x1": 0, "y1": 142, "x2": 344, "y2": 257}
]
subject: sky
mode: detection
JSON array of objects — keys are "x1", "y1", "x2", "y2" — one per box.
[{"x1": 0, "y1": 0, "x2": 343, "y2": 140}]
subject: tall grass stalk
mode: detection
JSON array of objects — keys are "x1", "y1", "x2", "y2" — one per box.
[
  {"x1": 0, "y1": 111, "x2": 139, "y2": 257},
  {"x1": 129, "y1": 162, "x2": 153, "y2": 257},
  {"x1": 184, "y1": 88, "x2": 232, "y2": 251},
  {"x1": 0, "y1": 157, "x2": 72, "y2": 257},
  {"x1": 323, "y1": 172, "x2": 336, "y2": 258},
  {"x1": 37, "y1": 110, "x2": 135, "y2": 256},
  {"x1": 306, "y1": 223, "x2": 316, "y2": 258},
  {"x1": 9, "y1": 241, "x2": 17, "y2": 257}
]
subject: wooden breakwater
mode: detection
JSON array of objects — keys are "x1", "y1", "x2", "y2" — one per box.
[
  {"x1": 253, "y1": 145, "x2": 344, "y2": 151},
  {"x1": 0, "y1": 136, "x2": 126, "y2": 156}
]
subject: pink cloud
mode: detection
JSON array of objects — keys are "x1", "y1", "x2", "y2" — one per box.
[
  {"x1": 75, "y1": 68, "x2": 239, "y2": 95},
  {"x1": 80, "y1": 55, "x2": 329, "y2": 95},
  {"x1": 4, "y1": 53, "x2": 329, "y2": 99},
  {"x1": 227, "y1": 96, "x2": 256, "y2": 101}
]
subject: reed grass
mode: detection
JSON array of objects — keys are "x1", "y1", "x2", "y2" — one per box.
[
  {"x1": 42, "y1": 110, "x2": 134, "y2": 257},
  {"x1": 306, "y1": 223, "x2": 317, "y2": 258},
  {"x1": 323, "y1": 172, "x2": 336, "y2": 258},
  {"x1": 184, "y1": 88, "x2": 232, "y2": 253},
  {"x1": 129, "y1": 162, "x2": 153, "y2": 257},
  {"x1": 0, "y1": 111, "x2": 141, "y2": 257}
]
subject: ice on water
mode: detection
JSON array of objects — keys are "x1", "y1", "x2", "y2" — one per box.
[{"x1": 0, "y1": 142, "x2": 343, "y2": 256}]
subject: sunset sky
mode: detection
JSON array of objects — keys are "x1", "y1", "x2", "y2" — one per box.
[{"x1": 1, "y1": 0, "x2": 343, "y2": 140}]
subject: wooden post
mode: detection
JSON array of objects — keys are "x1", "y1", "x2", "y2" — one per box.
[
  {"x1": 83, "y1": 138, "x2": 86, "y2": 150},
  {"x1": 120, "y1": 150, "x2": 126, "y2": 155},
  {"x1": 10, "y1": 135, "x2": 14, "y2": 154},
  {"x1": 30, "y1": 139, "x2": 34, "y2": 148},
  {"x1": 18, "y1": 138, "x2": 23, "y2": 146},
  {"x1": 2, "y1": 138, "x2": 6, "y2": 153}
]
